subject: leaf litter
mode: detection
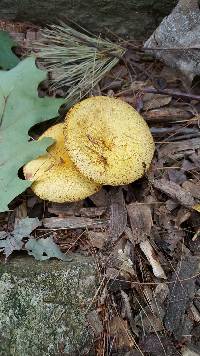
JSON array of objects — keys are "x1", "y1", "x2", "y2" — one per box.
[{"x1": 0, "y1": 9, "x2": 200, "y2": 356}]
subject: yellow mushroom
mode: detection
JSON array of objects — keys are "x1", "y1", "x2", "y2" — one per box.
[
  {"x1": 23, "y1": 123, "x2": 101, "y2": 202},
  {"x1": 64, "y1": 96, "x2": 155, "y2": 185}
]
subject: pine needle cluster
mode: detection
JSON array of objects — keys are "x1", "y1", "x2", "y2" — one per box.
[{"x1": 35, "y1": 23, "x2": 125, "y2": 108}]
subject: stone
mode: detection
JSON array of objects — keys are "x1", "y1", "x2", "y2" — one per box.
[
  {"x1": 0, "y1": 255, "x2": 97, "y2": 355},
  {"x1": 0, "y1": 0, "x2": 176, "y2": 38},
  {"x1": 144, "y1": 0, "x2": 200, "y2": 81}
]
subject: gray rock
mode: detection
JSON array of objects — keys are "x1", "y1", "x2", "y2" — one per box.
[
  {"x1": 0, "y1": 255, "x2": 97, "y2": 355},
  {"x1": 0, "y1": 0, "x2": 176, "y2": 38},
  {"x1": 144, "y1": 0, "x2": 200, "y2": 81}
]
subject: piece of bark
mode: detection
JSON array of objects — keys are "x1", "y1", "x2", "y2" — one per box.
[
  {"x1": 164, "y1": 255, "x2": 199, "y2": 333},
  {"x1": 127, "y1": 203, "x2": 153, "y2": 244},
  {"x1": 153, "y1": 178, "x2": 195, "y2": 208},
  {"x1": 79, "y1": 207, "x2": 107, "y2": 218},
  {"x1": 48, "y1": 202, "x2": 83, "y2": 217},
  {"x1": 108, "y1": 188, "x2": 127, "y2": 243},
  {"x1": 143, "y1": 107, "x2": 192, "y2": 123},
  {"x1": 139, "y1": 334, "x2": 180, "y2": 356},
  {"x1": 42, "y1": 217, "x2": 108, "y2": 230}
]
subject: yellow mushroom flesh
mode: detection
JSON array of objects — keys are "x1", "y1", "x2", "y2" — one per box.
[
  {"x1": 64, "y1": 96, "x2": 155, "y2": 185},
  {"x1": 23, "y1": 123, "x2": 101, "y2": 202}
]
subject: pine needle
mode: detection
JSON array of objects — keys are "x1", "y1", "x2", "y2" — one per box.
[{"x1": 34, "y1": 23, "x2": 125, "y2": 108}]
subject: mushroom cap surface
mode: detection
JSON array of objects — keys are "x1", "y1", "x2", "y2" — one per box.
[
  {"x1": 23, "y1": 123, "x2": 101, "y2": 202},
  {"x1": 64, "y1": 96, "x2": 155, "y2": 185}
]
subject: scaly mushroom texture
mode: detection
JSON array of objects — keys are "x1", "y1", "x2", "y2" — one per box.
[
  {"x1": 23, "y1": 123, "x2": 101, "y2": 202},
  {"x1": 64, "y1": 96, "x2": 155, "y2": 185}
]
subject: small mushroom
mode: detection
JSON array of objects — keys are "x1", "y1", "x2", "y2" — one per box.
[
  {"x1": 23, "y1": 123, "x2": 101, "y2": 202},
  {"x1": 64, "y1": 96, "x2": 155, "y2": 185}
]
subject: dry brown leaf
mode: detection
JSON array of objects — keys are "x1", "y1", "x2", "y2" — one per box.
[
  {"x1": 88, "y1": 231, "x2": 109, "y2": 249},
  {"x1": 110, "y1": 316, "x2": 134, "y2": 349},
  {"x1": 143, "y1": 93, "x2": 171, "y2": 111},
  {"x1": 153, "y1": 179, "x2": 195, "y2": 208}
]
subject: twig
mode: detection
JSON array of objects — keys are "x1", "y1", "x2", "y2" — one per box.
[
  {"x1": 143, "y1": 88, "x2": 200, "y2": 101},
  {"x1": 143, "y1": 46, "x2": 200, "y2": 51}
]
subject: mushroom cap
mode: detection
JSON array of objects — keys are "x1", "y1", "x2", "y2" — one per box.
[
  {"x1": 64, "y1": 96, "x2": 155, "y2": 185},
  {"x1": 23, "y1": 123, "x2": 101, "y2": 202}
]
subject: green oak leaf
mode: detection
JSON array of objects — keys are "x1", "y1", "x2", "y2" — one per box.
[
  {"x1": 0, "y1": 31, "x2": 20, "y2": 70},
  {"x1": 0, "y1": 56, "x2": 64, "y2": 212}
]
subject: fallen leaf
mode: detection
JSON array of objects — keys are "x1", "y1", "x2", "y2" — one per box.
[
  {"x1": 0, "y1": 57, "x2": 64, "y2": 212},
  {"x1": 143, "y1": 93, "x2": 171, "y2": 111},
  {"x1": 87, "y1": 231, "x2": 109, "y2": 249},
  {"x1": 25, "y1": 236, "x2": 71, "y2": 261},
  {"x1": 110, "y1": 316, "x2": 134, "y2": 349},
  {"x1": 159, "y1": 138, "x2": 200, "y2": 161},
  {"x1": 0, "y1": 217, "x2": 41, "y2": 259},
  {"x1": 182, "y1": 181, "x2": 200, "y2": 200},
  {"x1": 0, "y1": 31, "x2": 20, "y2": 70},
  {"x1": 153, "y1": 179, "x2": 195, "y2": 208}
]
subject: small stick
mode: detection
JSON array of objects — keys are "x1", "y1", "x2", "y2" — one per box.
[{"x1": 143, "y1": 88, "x2": 200, "y2": 102}]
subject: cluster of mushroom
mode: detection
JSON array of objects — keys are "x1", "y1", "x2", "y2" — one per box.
[{"x1": 24, "y1": 96, "x2": 155, "y2": 202}]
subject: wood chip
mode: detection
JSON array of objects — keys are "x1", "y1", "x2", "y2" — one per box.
[
  {"x1": 143, "y1": 107, "x2": 192, "y2": 123},
  {"x1": 127, "y1": 203, "x2": 153, "y2": 244},
  {"x1": 79, "y1": 207, "x2": 107, "y2": 218},
  {"x1": 153, "y1": 179, "x2": 195, "y2": 208},
  {"x1": 139, "y1": 334, "x2": 180, "y2": 356},
  {"x1": 42, "y1": 217, "x2": 108, "y2": 230},
  {"x1": 109, "y1": 188, "x2": 127, "y2": 243},
  {"x1": 48, "y1": 202, "x2": 83, "y2": 217},
  {"x1": 164, "y1": 255, "x2": 199, "y2": 333},
  {"x1": 139, "y1": 240, "x2": 167, "y2": 279}
]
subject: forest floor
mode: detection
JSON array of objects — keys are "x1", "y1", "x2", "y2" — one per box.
[{"x1": 0, "y1": 20, "x2": 200, "y2": 356}]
